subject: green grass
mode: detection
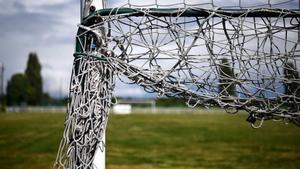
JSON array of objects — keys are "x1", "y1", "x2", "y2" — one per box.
[
  {"x1": 0, "y1": 112, "x2": 299, "y2": 169},
  {"x1": 0, "y1": 113, "x2": 65, "y2": 169}
]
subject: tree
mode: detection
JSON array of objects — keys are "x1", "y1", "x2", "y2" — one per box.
[
  {"x1": 218, "y1": 58, "x2": 236, "y2": 97},
  {"x1": 283, "y1": 62, "x2": 300, "y2": 106},
  {"x1": 0, "y1": 63, "x2": 5, "y2": 111},
  {"x1": 25, "y1": 52, "x2": 43, "y2": 105},
  {"x1": 6, "y1": 74, "x2": 31, "y2": 106}
]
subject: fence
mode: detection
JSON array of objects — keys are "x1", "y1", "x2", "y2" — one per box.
[
  {"x1": 6, "y1": 106, "x2": 66, "y2": 113},
  {"x1": 6, "y1": 106, "x2": 229, "y2": 114}
]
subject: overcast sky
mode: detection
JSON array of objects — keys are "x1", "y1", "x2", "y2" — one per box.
[
  {"x1": 0, "y1": 0, "x2": 298, "y2": 98},
  {"x1": 0, "y1": 0, "x2": 155, "y2": 98}
]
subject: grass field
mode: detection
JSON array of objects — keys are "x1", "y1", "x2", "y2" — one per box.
[{"x1": 0, "y1": 111, "x2": 299, "y2": 169}]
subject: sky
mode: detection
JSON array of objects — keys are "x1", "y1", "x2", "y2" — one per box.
[
  {"x1": 0, "y1": 0, "x2": 298, "y2": 98},
  {"x1": 0, "y1": 0, "x2": 78, "y2": 98},
  {"x1": 0, "y1": 0, "x2": 155, "y2": 98}
]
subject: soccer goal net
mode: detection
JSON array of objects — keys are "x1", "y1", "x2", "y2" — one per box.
[{"x1": 55, "y1": 0, "x2": 300, "y2": 168}]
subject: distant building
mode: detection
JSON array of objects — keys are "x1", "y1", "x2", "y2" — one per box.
[
  {"x1": 112, "y1": 99, "x2": 156, "y2": 114},
  {"x1": 113, "y1": 104, "x2": 132, "y2": 114}
]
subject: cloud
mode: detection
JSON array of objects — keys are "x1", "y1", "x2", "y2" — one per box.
[
  {"x1": 114, "y1": 78, "x2": 157, "y2": 98},
  {"x1": 0, "y1": 0, "x2": 72, "y2": 13},
  {"x1": 19, "y1": 0, "x2": 67, "y2": 7},
  {"x1": 0, "y1": 0, "x2": 78, "y2": 98}
]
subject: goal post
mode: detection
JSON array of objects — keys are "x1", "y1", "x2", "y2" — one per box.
[{"x1": 55, "y1": 0, "x2": 300, "y2": 168}]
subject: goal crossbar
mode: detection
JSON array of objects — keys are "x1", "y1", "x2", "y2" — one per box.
[{"x1": 83, "y1": 8, "x2": 300, "y2": 20}]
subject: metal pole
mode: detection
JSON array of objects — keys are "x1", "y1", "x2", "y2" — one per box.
[
  {"x1": 0, "y1": 63, "x2": 4, "y2": 112},
  {"x1": 80, "y1": 0, "x2": 93, "y2": 22},
  {"x1": 81, "y1": 0, "x2": 105, "y2": 22}
]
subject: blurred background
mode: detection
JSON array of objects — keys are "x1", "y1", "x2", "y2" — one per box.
[
  {"x1": 0, "y1": 0, "x2": 300, "y2": 169},
  {"x1": 0, "y1": 0, "x2": 158, "y2": 113}
]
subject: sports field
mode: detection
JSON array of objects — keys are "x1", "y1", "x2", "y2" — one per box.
[{"x1": 0, "y1": 111, "x2": 299, "y2": 169}]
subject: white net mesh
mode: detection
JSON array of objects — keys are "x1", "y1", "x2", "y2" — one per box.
[
  {"x1": 55, "y1": 57, "x2": 114, "y2": 168},
  {"x1": 55, "y1": 0, "x2": 300, "y2": 168}
]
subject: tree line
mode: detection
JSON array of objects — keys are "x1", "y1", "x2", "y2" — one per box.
[
  {"x1": 6, "y1": 53, "x2": 42, "y2": 106},
  {"x1": 3, "y1": 54, "x2": 299, "y2": 107},
  {"x1": 158, "y1": 58, "x2": 300, "y2": 107},
  {"x1": 5, "y1": 52, "x2": 67, "y2": 107},
  {"x1": 218, "y1": 58, "x2": 300, "y2": 104}
]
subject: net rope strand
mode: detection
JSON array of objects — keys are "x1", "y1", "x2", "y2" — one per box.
[
  {"x1": 55, "y1": 1, "x2": 300, "y2": 168},
  {"x1": 100, "y1": 8, "x2": 300, "y2": 122}
]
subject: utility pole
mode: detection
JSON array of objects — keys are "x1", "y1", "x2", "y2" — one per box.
[{"x1": 0, "y1": 63, "x2": 4, "y2": 112}]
